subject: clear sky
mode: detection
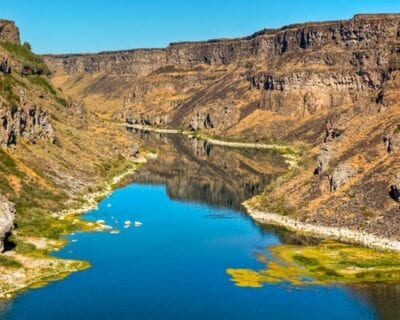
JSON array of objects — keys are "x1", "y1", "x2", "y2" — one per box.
[{"x1": 2, "y1": 0, "x2": 400, "y2": 54}]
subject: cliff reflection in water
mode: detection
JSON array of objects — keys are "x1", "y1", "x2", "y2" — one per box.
[{"x1": 129, "y1": 130, "x2": 288, "y2": 209}]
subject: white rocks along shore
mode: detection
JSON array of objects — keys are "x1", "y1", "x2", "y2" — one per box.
[{"x1": 243, "y1": 202, "x2": 400, "y2": 252}]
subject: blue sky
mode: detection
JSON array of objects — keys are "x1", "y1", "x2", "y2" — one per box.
[{"x1": 2, "y1": 0, "x2": 400, "y2": 54}]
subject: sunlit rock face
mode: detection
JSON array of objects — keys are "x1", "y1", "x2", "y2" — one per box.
[
  {"x1": 44, "y1": 14, "x2": 400, "y2": 130},
  {"x1": 44, "y1": 49, "x2": 167, "y2": 76}
]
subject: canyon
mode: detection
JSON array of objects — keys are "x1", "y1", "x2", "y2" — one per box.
[
  {"x1": 0, "y1": 11, "x2": 400, "y2": 318},
  {"x1": 0, "y1": 13, "x2": 399, "y2": 294},
  {"x1": 43, "y1": 14, "x2": 400, "y2": 244}
]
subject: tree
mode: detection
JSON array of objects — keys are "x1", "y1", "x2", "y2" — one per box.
[{"x1": 22, "y1": 42, "x2": 31, "y2": 51}]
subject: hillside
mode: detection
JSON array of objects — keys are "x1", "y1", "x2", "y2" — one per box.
[
  {"x1": 0, "y1": 21, "x2": 138, "y2": 255},
  {"x1": 44, "y1": 14, "x2": 400, "y2": 244}
]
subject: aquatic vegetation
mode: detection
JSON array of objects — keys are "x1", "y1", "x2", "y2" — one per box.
[{"x1": 226, "y1": 241, "x2": 400, "y2": 287}]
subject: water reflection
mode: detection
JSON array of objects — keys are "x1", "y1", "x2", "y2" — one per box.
[
  {"x1": 350, "y1": 283, "x2": 400, "y2": 320},
  {"x1": 129, "y1": 129, "x2": 287, "y2": 209}
]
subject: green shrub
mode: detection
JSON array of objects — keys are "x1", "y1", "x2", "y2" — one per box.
[{"x1": 14, "y1": 240, "x2": 37, "y2": 254}]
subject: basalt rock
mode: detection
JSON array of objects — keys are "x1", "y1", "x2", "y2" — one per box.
[
  {"x1": 0, "y1": 103, "x2": 55, "y2": 146},
  {"x1": 44, "y1": 49, "x2": 167, "y2": 77},
  {"x1": 0, "y1": 195, "x2": 15, "y2": 253},
  {"x1": 189, "y1": 112, "x2": 214, "y2": 130},
  {"x1": 316, "y1": 143, "x2": 334, "y2": 174},
  {"x1": 383, "y1": 132, "x2": 400, "y2": 153},
  {"x1": 329, "y1": 163, "x2": 357, "y2": 192},
  {"x1": 0, "y1": 52, "x2": 11, "y2": 73}
]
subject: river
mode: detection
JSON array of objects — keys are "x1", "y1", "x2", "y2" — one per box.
[{"x1": 1, "y1": 132, "x2": 399, "y2": 319}]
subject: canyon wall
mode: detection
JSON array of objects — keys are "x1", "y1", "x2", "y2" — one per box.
[
  {"x1": 44, "y1": 49, "x2": 166, "y2": 76},
  {"x1": 44, "y1": 14, "x2": 400, "y2": 132}
]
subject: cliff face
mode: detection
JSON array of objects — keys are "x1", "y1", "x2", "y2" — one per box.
[
  {"x1": 0, "y1": 102, "x2": 55, "y2": 147},
  {"x1": 45, "y1": 49, "x2": 166, "y2": 76},
  {"x1": 0, "y1": 20, "x2": 55, "y2": 147},
  {"x1": 44, "y1": 14, "x2": 400, "y2": 131}
]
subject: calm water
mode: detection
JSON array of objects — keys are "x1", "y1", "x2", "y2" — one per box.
[{"x1": 1, "y1": 134, "x2": 399, "y2": 319}]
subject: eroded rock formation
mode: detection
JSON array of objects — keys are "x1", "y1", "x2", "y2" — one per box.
[{"x1": 0, "y1": 103, "x2": 55, "y2": 146}]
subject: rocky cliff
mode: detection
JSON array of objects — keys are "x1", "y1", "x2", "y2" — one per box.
[
  {"x1": 0, "y1": 20, "x2": 54, "y2": 147},
  {"x1": 45, "y1": 49, "x2": 166, "y2": 76},
  {"x1": 44, "y1": 14, "x2": 400, "y2": 130}
]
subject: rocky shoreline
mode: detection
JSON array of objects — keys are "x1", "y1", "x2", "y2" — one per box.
[
  {"x1": 0, "y1": 155, "x2": 154, "y2": 300},
  {"x1": 243, "y1": 202, "x2": 400, "y2": 252},
  {"x1": 53, "y1": 159, "x2": 147, "y2": 218}
]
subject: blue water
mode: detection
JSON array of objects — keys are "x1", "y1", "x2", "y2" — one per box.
[{"x1": 1, "y1": 183, "x2": 380, "y2": 319}]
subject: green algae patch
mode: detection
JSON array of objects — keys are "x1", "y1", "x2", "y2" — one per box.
[{"x1": 227, "y1": 241, "x2": 400, "y2": 287}]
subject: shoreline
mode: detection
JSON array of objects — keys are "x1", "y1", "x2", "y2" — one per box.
[
  {"x1": 124, "y1": 123, "x2": 300, "y2": 168},
  {"x1": 243, "y1": 202, "x2": 400, "y2": 252},
  {"x1": 126, "y1": 122, "x2": 400, "y2": 252},
  {"x1": 53, "y1": 164, "x2": 140, "y2": 218},
  {"x1": 124, "y1": 123, "x2": 295, "y2": 150},
  {"x1": 0, "y1": 156, "x2": 152, "y2": 300}
]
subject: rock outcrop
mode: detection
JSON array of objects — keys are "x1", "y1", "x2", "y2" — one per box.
[
  {"x1": 0, "y1": 20, "x2": 20, "y2": 44},
  {"x1": 0, "y1": 103, "x2": 55, "y2": 146},
  {"x1": 0, "y1": 195, "x2": 15, "y2": 253},
  {"x1": 383, "y1": 132, "x2": 400, "y2": 153},
  {"x1": 329, "y1": 163, "x2": 357, "y2": 191},
  {"x1": 0, "y1": 51, "x2": 11, "y2": 73}
]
